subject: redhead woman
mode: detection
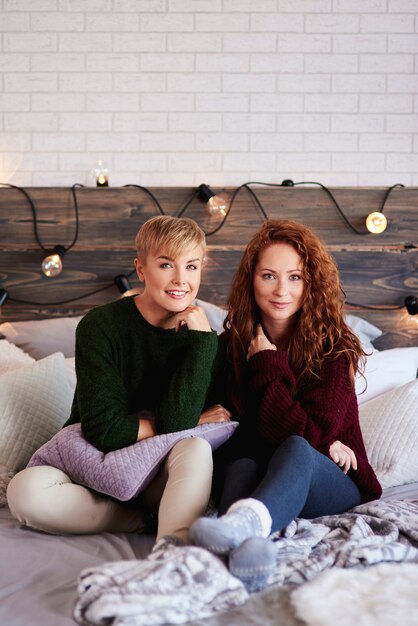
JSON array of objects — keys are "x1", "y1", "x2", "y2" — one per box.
[{"x1": 190, "y1": 219, "x2": 381, "y2": 591}]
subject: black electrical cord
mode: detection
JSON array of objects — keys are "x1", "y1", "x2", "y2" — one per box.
[
  {"x1": 7, "y1": 268, "x2": 137, "y2": 307},
  {"x1": 292, "y1": 181, "x2": 405, "y2": 235},
  {"x1": 175, "y1": 188, "x2": 200, "y2": 218},
  {"x1": 123, "y1": 184, "x2": 165, "y2": 216},
  {"x1": 198, "y1": 182, "x2": 270, "y2": 238},
  {"x1": 0, "y1": 182, "x2": 81, "y2": 253},
  {"x1": 225, "y1": 180, "x2": 405, "y2": 236},
  {"x1": 7, "y1": 283, "x2": 115, "y2": 306},
  {"x1": 0, "y1": 181, "x2": 411, "y2": 310},
  {"x1": 345, "y1": 301, "x2": 404, "y2": 311}
]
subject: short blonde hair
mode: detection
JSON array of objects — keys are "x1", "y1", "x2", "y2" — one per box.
[{"x1": 135, "y1": 215, "x2": 206, "y2": 260}]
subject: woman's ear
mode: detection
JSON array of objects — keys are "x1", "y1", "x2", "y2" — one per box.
[{"x1": 134, "y1": 257, "x2": 145, "y2": 282}]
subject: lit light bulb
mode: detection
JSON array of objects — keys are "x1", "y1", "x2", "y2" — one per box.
[
  {"x1": 197, "y1": 184, "x2": 228, "y2": 217},
  {"x1": 365, "y1": 211, "x2": 387, "y2": 234},
  {"x1": 95, "y1": 160, "x2": 109, "y2": 187},
  {"x1": 41, "y1": 246, "x2": 66, "y2": 278},
  {"x1": 207, "y1": 194, "x2": 227, "y2": 217}
]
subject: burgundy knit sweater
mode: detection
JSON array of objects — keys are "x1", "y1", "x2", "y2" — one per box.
[
  {"x1": 209, "y1": 337, "x2": 382, "y2": 504},
  {"x1": 244, "y1": 348, "x2": 382, "y2": 503}
]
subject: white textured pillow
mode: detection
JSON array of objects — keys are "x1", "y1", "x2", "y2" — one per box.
[
  {"x1": 191, "y1": 307, "x2": 383, "y2": 344},
  {"x1": 345, "y1": 314, "x2": 382, "y2": 352},
  {"x1": 356, "y1": 347, "x2": 418, "y2": 405},
  {"x1": 0, "y1": 352, "x2": 73, "y2": 473},
  {"x1": 65, "y1": 357, "x2": 77, "y2": 393},
  {"x1": 0, "y1": 339, "x2": 35, "y2": 375},
  {"x1": 194, "y1": 299, "x2": 226, "y2": 335},
  {"x1": 359, "y1": 379, "x2": 418, "y2": 488},
  {"x1": 0, "y1": 316, "x2": 82, "y2": 359}
]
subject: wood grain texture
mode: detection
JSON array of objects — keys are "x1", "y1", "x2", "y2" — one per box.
[{"x1": 0, "y1": 186, "x2": 417, "y2": 348}]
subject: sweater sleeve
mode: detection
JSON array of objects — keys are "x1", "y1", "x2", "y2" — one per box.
[
  {"x1": 72, "y1": 313, "x2": 139, "y2": 453},
  {"x1": 154, "y1": 329, "x2": 218, "y2": 433},
  {"x1": 247, "y1": 349, "x2": 354, "y2": 450}
]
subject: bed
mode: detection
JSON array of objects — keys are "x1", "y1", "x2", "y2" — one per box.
[{"x1": 0, "y1": 185, "x2": 417, "y2": 626}]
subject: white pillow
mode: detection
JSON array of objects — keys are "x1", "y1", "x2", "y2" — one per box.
[
  {"x1": 194, "y1": 299, "x2": 226, "y2": 335},
  {"x1": 65, "y1": 357, "x2": 77, "y2": 393},
  {"x1": 345, "y1": 314, "x2": 382, "y2": 353},
  {"x1": 191, "y1": 307, "x2": 382, "y2": 344},
  {"x1": 0, "y1": 352, "x2": 73, "y2": 474},
  {"x1": 359, "y1": 379, "x2": 418, "y2": 488},
  {"x1": 356, "y1": 347, "x2": 418, "y2": 405},
  {"x1": 0, "y1": 309, "x2": 381, "y2": 354},
  {"x1": 0, "y1": 316, "x2": 82, "y2": 360},
  {"x1": 0, "y1": 339, "x2": 35, "y2": 375}
]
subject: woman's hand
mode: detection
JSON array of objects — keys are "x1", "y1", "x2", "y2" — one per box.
[
  {"x1": 137, "y1": 418, "x2": 157, "y2": 441},
  {"x1": 247, "y1": 324, "x2": 277, "y2": 360},
  {"x1": 165, "y1": 305, "x2": 212, "y2": 332},
  {"x1": 198, "y1": 404, "x2": 232, "y2": 425},
  {"x1": 329, "y1": 440, "x2": 358, "y2": 474}
]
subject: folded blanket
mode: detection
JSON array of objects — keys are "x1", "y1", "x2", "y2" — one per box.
[
  {"x1": 74, "y1": 545, "x2": 248, "y2": 626},
  {"x1": 27, "y1": 421, "x2": 238, "y2": 501}
]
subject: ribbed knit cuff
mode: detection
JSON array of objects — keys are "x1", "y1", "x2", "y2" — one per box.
[
  {"x1": 247, "y1": 350, "x2": 294, "y2": 390},
  {"x1": 228, "y1": 498, "x2": 272, "y2": 537}
]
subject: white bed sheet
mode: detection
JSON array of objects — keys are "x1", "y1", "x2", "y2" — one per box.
[{"x1": 0, "y1": 506, "x2": 154, "y2": 626}]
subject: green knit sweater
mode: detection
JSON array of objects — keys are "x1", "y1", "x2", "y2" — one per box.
[{"x1": 64, "y1": 296, "x2": 218, "y2": 453}]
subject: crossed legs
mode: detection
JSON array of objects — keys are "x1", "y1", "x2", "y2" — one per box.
[
  {"x1": 191, "y1": 436, "x2": 361, "y2": 591},
  {"x1": 7, "y1": 437, "x2": 213, "y2": 544}
]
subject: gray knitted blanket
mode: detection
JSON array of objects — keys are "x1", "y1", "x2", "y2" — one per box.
[
  {"x1": 74, "y1": 499, "x2": 418, "y2": 626},
  {"x1": 74, "y1": 545, "x2": 249, "y2": 626},
  {"x1": 268, "y1": 498, "x2": 418, "y2": 587}
]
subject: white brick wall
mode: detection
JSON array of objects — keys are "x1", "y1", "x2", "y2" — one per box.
[{"x1": 0, "y1": 0, "x2": 417, "y2": 186}]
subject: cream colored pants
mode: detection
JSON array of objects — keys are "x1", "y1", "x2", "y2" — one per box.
[{"x1": 7, "y1": 437, "x2": 213, "y2": 543}]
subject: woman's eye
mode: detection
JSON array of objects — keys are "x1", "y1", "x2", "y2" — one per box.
[
  {"x1": 290, "y1": 274, "x2": 302, "y2": 281},
  {"x1": 187, "y1": 264, "x2": 198, "y2": 270},
  {"x1": 160, "y1": 263, "x2": 171, "y2": 269},
  {"x1": 262, "y1": 273, "x2": 275, "y2": 280}
]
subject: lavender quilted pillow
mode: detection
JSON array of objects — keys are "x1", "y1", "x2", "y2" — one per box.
[{"x1": 27, "y1": 421, "x2": 238, "y2": 501}]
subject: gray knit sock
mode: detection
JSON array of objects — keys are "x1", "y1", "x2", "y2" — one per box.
[
  {"x1": 229, "y1": 536, "x2": 277, "y2": 593},
  {"x1": 189, "y1": 498, "x2": 272, "y2": 556}
]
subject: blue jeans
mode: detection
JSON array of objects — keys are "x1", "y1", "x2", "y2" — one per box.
[{"x1": 219, "y1": 435, "x2": 361, "y2": 533}]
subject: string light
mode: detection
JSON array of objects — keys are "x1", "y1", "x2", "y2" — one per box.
[
  {"x1": 0, "y1": 182, "x2": 80, "y2": 278},
  {"x1": 196, "y1": 184, "x2": 228, "y2": 217},
  {"x1": 114, "y1": 274, "x2": 133, "y2": 295},
  {"x1": 365, "y1": 212, "x2": 387, "y2": 234},
  {"x1": 405, "y1": 295, "x2": 418, "y2": 316},
  {"x1": 0, "y1": 181, "x2": 414, "y2": 318},
  {"x1": 41, "y1": 245, "x2": 66, "y2": 278},
  {"x1": 95, "y1": 160, "x2": 109, "y2": 187},
  {"x1": 274, "y1": 180, "x2": 404, "y2": 235}
]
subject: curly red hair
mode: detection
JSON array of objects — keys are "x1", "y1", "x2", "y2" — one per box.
[{"x1": 224, "y1": 220, "x2": 365, "y2": 406}]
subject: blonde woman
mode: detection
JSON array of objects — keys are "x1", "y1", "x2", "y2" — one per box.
[{"x1": 8, "y1": 216, "x2": 230, "y2": 550}]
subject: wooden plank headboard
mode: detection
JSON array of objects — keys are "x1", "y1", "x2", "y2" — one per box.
[{"x1": 1, "y1": 186, "x2": 417, "y2": 350}]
